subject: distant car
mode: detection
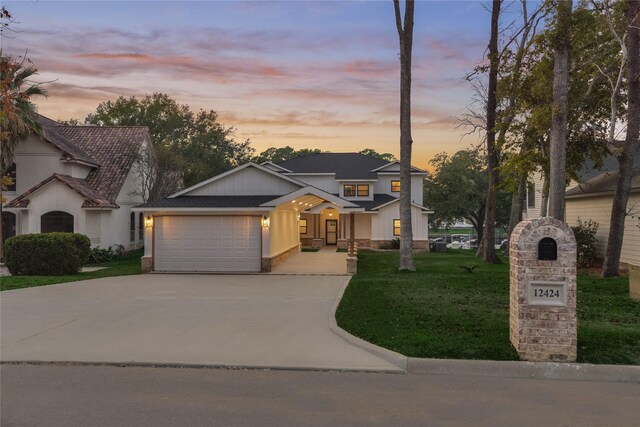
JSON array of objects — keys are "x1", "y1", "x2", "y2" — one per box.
[
  {"x1": 447, "y1": 240, "x2": 471, "y2": 250},
  {"x1": 468, "y1": 239, "x2": 478, "y2": 248},
  {"x1": 429, "y1": 237, "x2": 444, "y2": 252},
  {"x1": 499, "y1": 239, "x2": 508, "y2": 251}
]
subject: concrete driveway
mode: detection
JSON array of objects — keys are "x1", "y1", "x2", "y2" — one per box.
[
  {"x1": 270, "y1": 247, "x2": 348, "y2": 275},
  {"x1": 0, "y1": 275, "x2": 403, "y2": 372}
]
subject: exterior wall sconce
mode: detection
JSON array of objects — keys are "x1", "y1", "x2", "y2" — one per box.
[
  {"x1": 262, "y1": 216, "x2": 270, "y2": 227},
  {"x1": 145, "y1": 216, "x2": 153, "y2": 227}
]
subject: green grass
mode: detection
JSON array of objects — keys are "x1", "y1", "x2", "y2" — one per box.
[
  {"x1": 1, "y1": 250, "x2": 143, "y2": 291},
  {"x1": 336, "y1": 250, "x2": 640, "y2": 365}
]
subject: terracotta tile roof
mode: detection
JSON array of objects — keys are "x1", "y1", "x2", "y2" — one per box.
[
  {"x1": 54, "y1": 125, "x2": 149, "y2": 202},
  {"x1": 5, "y1": 174, "x2": 120, "y2": 209},
  {"x1": 38, "y1": 116, "x2": 99, "y2": 166}
]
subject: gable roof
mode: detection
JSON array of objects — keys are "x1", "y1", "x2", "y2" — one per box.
[
  {"x1": 566, "y1": 169, "x2": 640, "y2": 199},
  {"x1": 370, "y1": 161, "x2": 427, "y2": 174},
  {"x1": 38, "y1": 115, "x2": 99, "y2": 166},
  {"x1": 276, "y1": 153, "x2": 390, "y2": 179},
  {"x1": 54, "y1": 125, "x2": 149, "y2": 202},
  {"x1": 169, "y1": 162, "x2": 305, "y2": 198},
  {"x1": 5, "y1": 173, "x2": 120, "y2": 209}
]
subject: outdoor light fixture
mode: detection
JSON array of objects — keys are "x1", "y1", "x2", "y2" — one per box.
[
  {"x1": 145, "y1": 216, "x2": 153, "y2": 227},
  {"x1": 262, "y1": 216, "x2": 270, "y2": 227}
]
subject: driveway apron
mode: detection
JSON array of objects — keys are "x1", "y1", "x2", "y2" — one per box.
[{"x1": 0, "y1": 274, "x2": 401, "y2": 372}]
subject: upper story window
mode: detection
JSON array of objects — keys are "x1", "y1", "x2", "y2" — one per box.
[
  {"x1": 3, "y1": 163, "x2": 16, "y2": 192},
  {"x1": 343, "y1": 184, "x2": 369, "y2": 198},
  {"x1": 391, "y1": 180, "x2": 400, "y2": 192},
  {"x1": 344, "y1": 185, "x2": 356, "y2": 197}
]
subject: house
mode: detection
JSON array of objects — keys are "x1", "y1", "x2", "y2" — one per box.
[
  {"x1": 1, "y1": 115, "x2": 152, "y2": 251},
  {"x1": 135, "y1": 153, "x2": 433, "y2": 273},
  {"x1": 565, "y1": 168, "x2": 640, "y2": 267},
  {"x1": 522, "y1": 157, "x2": 640, "y2": 267}
]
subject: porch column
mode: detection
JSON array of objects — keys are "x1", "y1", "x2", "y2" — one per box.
[{"x1": 349, "y1": 212, "x2": 355, "y2": 256}]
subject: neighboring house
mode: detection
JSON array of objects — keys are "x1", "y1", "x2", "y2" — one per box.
[
  {"x1": 1, "y1": 115, "x2": 153, "y2": 251},
  {"x1": 136, "y1": 153, "x2": 433, "y2": 273},
  {"x1": 522, "y1": 157, "x2": 640, "y2": 266}
]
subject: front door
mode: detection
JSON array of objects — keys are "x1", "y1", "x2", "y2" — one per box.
[{"x1": 326, "y1": 219, "x2": 337, "y2": 245}]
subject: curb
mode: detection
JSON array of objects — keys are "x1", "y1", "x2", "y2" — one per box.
[
  {"x1": 328, "y1": 277, "x2": 408, "y2": 372},
  {"x1": 0, "y1": 360, "x2": 402, "y2": 374},
  {"x1": 408, "y1": 357, "x2": 640, "y2": 383}
]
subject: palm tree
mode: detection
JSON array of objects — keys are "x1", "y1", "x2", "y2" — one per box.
[
  {"x1": 1, "y1": 53, "x2": 47, "y2": 259},
  {"x1": 1, "y1": 54, "x2": 47, "y2": 171}
]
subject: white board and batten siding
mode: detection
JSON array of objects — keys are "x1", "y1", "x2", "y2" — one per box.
[
  {"x1": 371, "y1": 203, "x2": 429, "y2": 241},
  {"x1": 565, "y1": 194, "x2": 640, "y2": 266},
  {"x1": 154, "y1": 216, "x2": 262, "y2": 272},
  {"x1": 186, "y1": 167, "x2": 300, "y2": 196}
]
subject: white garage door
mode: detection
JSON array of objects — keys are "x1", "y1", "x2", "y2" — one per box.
[{"x1": 155, "y1": 216, "x2": 261, "y2": 272}]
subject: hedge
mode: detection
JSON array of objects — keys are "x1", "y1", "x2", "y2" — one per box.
[{"x1": 4, "y1": 233, "x2": 91, "y2": 276}]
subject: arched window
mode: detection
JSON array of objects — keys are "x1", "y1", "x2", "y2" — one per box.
[
  {"x1": 139, "y1": 212, "x2": 144, "y2": 240},
  {"x1": 41, "y1": 211, "x2": 74, "y2": 233},
  {"x1": 130, "y1": 212, "x2": 136, "y2": 242}
]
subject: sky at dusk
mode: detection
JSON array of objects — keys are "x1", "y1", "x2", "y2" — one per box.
[{"x1": 2, "y1": 0, "x2": 505, "y2": 169}]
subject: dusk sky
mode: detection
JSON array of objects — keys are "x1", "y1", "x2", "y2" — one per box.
[{"x1": 2, "y1": 0, "x2": 505, "y2": 169}]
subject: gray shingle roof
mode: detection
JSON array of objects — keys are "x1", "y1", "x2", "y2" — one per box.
[
  {"x1": 276, "y1": 153, "x2": 390, "y2": 179},
  {"x1": 566, "y1": 170, "x2": 640, "y2": 198},
  {"x1": 137, "y1": 195, "x2": 280, "y2": 209},
  {"x1": 352, "y1": 194, "x2": 398, "y2": 211}
]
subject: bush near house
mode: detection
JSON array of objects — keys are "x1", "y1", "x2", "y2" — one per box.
[
  {"x1": 4, "y1": 233, "x2": 91, "y2": 276},
  {"x1": 572, "y1": 218, "x2": 599, "y2": 268},
  {"x1": 87, "y1": 246, "x2": 115, "y2": 263}
]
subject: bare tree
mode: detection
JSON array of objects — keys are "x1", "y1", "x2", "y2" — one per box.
[
  {"x1": 478, "y1": 0, "x2": 503, "y2": 264},
  {"x1": 603, "y1": 0, "x2": 640, "y2": 277},
  {"x1": 130, "y1": 141, "x2": 183, "y2": 203},
  {"x1": 393, "y1": 0, "x2": 416, "y2": 271},
  {"x1": 548, "y1": 0, "x2": 572, "y2": 220}
]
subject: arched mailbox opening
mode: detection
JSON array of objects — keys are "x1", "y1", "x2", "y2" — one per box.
[{"x1": 538, "y1": 237, "x2": 557, "y2": 260}]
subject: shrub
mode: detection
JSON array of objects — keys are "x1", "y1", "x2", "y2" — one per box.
[
  {"x1": 87, "y1": 246, "x2": 114, "y2": 264},
  {"x1": 380, "y1": 238, "x2": 401, "y2": 250},
  {"x1": 4, "y1": 233, "x2": 91, "y2": 276},
  {"x1": 572, "y1": 218, "x2": 599, "y2": 268}
]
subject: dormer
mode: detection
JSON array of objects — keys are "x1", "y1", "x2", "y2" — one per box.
[{"x1": 337, "y1": 180, "x2": 375, "y2": 201}]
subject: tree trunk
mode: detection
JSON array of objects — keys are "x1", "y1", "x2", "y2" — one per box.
[
  {"x1": 540, "y1": 173, "x2": 549, "y2": 217},
  {"x1": 602, "y1": 0, "x2": 640, "y2": 277},
  {"x1": 479, "y1": 0, "x2": 502, "y2": 264},
  {"x1": 394, "y1": 0, "x2": 415, "y2": 271},
  {"x1": 506, "y1": 173, "x2": 526, "y2": 256},
  {"x1": 548, "y1": 0, "x2": 572, "y2": 220}
]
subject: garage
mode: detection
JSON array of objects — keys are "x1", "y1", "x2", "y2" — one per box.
[{"x1": 154, "y1": 216, "x2": 262, "y2": 272}]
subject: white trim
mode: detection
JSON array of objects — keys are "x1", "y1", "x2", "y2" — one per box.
[
  {"x1": 335, "y1": 179, "x2": 377, "y2": 182},
  {"x1": 370, "y1": 161, "x2": 427, "y2": 173},
  {"x1": 131, "y1": 207, "x2": 272, "y2": 213},
  {"x1": 283, "y1": 173, "x2": 336, "y2": 176},
  {"x1": 260, "y1": 186, "x2": 360, "y2": 208},
  {"x1": 372, "y1": 197, "x2": 434, "y2": 213},
  {"x1": 169, "y1": 162, "x2": 305, "y2": 198},
  {"x1": 376, "y1": 171, "x2": 428, "y2": 176},
  {"x1": 260, "y1": 161, "x2": 292, "y2": 173}
]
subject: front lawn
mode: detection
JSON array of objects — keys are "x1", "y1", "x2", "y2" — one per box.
[
  {"x1": 0, "y1": 250, "x2": 142, "y2": 291},
  {"x1": 336, "y1": 250, "x2": 640, "y2": 365}
]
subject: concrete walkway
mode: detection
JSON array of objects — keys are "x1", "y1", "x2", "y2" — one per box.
[
  {"x1": 270, "y1": 246, "x2": 348, "y2": 275},
  {"x1": 0, "y1": 274, "x2": 400, "y2": 372}
]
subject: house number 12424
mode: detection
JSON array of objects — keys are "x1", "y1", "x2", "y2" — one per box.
[{"x1": 533, "y1": 288, "x2": 560, "y2": 298}]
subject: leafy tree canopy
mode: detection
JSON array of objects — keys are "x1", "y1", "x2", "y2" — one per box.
[
  {"x1": 424, "y1": 149, "x2": 510, "y2": 242},
  {"x1": 252, "y1": 146, "x2": 322, "y2": 164},
  {"x1": 85, "y1": 93, "x2": 254, "y2": 187}
]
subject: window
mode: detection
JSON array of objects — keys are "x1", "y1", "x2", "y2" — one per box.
[
  {"x1": 299, "y1": 218, "x2": 308, "y2": 235},
  {"x1": 3, "y1": 163, "x2": 16, "y2": 192},
  {"x1": 41, "y1": 211, "x2": 74, "y2": 233},
  {"x1": 344, "y1": 185, "x2": 356, "y2": 197},
  {"x1": 527, "y1": 182, "x2": 535, "y2": 208},
  {"x1": 391, "y1": 180, "x2": 400, "y2": 192},
  {"x1": 393, "y1": 219, "x2": 401, "y2": 237},
  {"x1": 357, "y1": 184, "x2": 369, "y2": 197},
  {"x1": 139, "y1": 212, "x2": 144, "y2": 240},
  {"x1": 130, "y1": 212, "x2": 136, "y2": 242}
]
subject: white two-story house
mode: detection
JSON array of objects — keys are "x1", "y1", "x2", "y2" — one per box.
[
  {"x1": 136, "y1": 152, "x2": 433, "y2": 273},
  {"x1": 2, "y1": 115, "x2": 152, "y2": 251}
]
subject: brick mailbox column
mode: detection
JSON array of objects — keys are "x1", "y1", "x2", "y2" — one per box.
[{"x1": 509, "y1": 217, "x2": 577, "y2": 362}]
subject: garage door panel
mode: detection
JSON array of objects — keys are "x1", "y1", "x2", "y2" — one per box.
[{"x1": 155, "y1": 216, "x2": 261, "y2": 272}]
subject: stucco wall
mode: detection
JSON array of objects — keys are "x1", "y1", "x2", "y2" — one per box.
[
  {"x1": 566, "y1": 193, "x2": 640, "y2": 266},
  {"x1": 187, "y1": 167, "x2": 301, "y2": 196},
  {"x1": 268, "y1": 209, "x2": 299, "y2": 257},
  {"x1": 371, "y1": 202, "x2": 429, "y2": 241},
  {"x1": 23, "y1": 181, "x2": 86, "y2": 234}
]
